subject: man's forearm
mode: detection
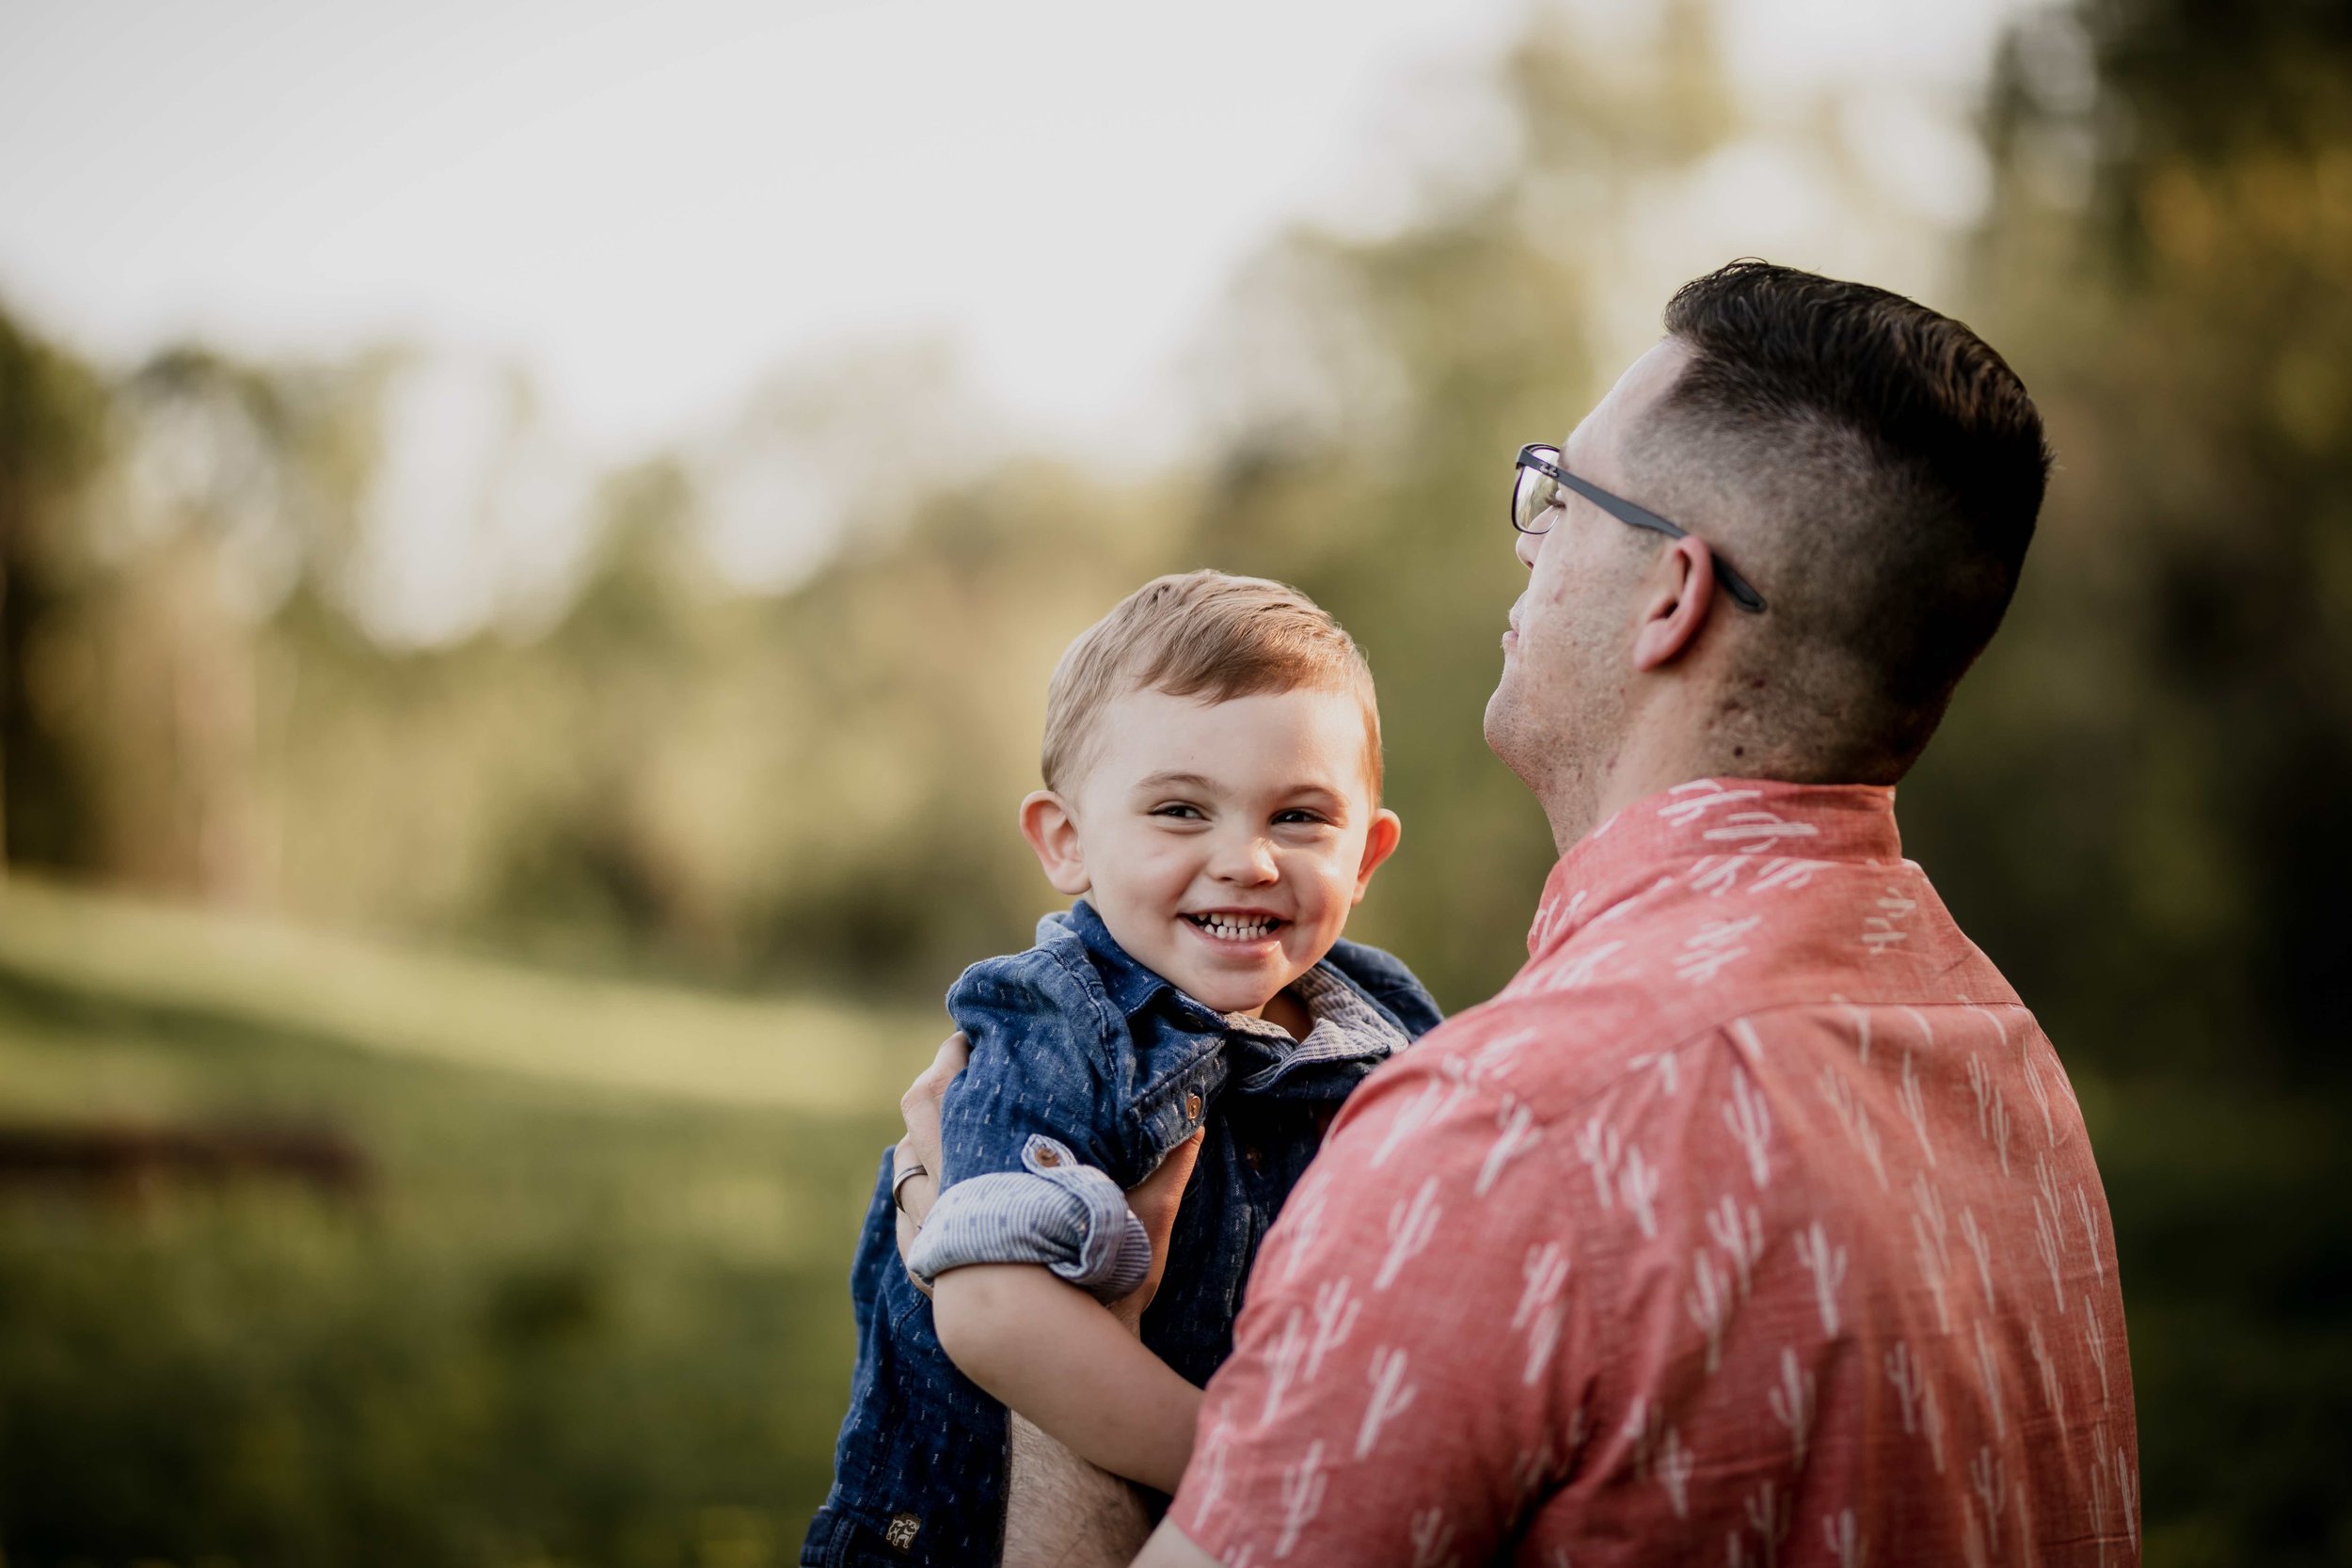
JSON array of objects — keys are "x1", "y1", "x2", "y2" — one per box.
[{"x1": 1005, "y1": 1414, "x2": 1156, "y2": 1568}]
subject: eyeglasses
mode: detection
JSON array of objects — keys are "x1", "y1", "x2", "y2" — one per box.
[{"x1": 1510, "y1": 443, "x2": 1767, "y2": 614}]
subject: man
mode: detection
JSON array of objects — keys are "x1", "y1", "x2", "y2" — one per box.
[{"x1": 894, "y1": 261, "x2": 2139, "y2": 1564}]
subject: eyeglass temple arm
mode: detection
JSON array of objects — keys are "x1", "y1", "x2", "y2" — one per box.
[{"x1": 1540, "y1": 459, "x2": 1769, "y2": 614}]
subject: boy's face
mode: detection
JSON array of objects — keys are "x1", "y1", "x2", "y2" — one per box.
[{"x1": 1022, "y1": 686, "x2": 1402, "y2": 1018}]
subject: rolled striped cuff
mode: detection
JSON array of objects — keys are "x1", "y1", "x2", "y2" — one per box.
[{"x1": 906, "y1": 1134, "x2": 1152, "y2": 1301}]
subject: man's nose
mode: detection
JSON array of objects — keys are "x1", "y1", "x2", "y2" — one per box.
[
  {"x1": 1211, "y1": 832, "x2": 1279, "y2": 883},
  {"x1": 1515, "y1": 525, "x2": 1541, "y2": 572}
]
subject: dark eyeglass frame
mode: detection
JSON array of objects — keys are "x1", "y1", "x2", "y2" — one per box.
[{"x1": 1512, "y1": 443, "x2": 1767, "y2": 614}]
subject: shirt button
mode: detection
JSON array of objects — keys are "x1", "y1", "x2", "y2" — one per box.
[
  {"x1": 1034, "y1": 1146, "x2": 1061, "y2": 1167},
  {"x1": 1184, "y1": 1090, "x2": 1203, "y2": 1120}
]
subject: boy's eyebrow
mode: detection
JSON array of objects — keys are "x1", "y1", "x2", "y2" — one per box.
[{"x1": 1135, "y1": 771, "x2": 1221, "y2": 793}]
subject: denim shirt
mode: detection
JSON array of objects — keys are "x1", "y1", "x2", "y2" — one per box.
[{"x1": 802, "y1": 902, "x2": 1442, "y2": 1567}]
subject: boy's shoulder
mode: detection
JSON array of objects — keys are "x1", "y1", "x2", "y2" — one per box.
[
  {"x1": 1319, "y1": 936, "x2": 1446, "y2": 1040},
  {"x1": 943, "y1": 909, "x2": 1134, "y2": 1062}
]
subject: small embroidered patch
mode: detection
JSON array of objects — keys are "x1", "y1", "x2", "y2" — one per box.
[{"x1": 885, "y1": 1513, "x2": 922, "y2": 1551}]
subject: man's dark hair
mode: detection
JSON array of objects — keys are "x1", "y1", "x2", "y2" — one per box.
[{"x1": 1651, "y1": 260, "x2": 2052, "y2": 781}]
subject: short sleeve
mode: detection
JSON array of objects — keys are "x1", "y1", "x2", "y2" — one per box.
[
  {"x1": 919, "y1": 948, "x2": 1150, "y2": 1292},
  {"x1": 1168, "y1": 1053, "x2": 1581, "y2": 1565}
]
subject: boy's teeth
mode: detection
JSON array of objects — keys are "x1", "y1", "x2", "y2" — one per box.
[{"x1": 1199, "y1": 914, "x2": 1277, "y2": 940}]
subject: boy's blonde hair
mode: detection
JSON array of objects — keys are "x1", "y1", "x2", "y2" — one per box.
[{"x1": 1041, "y1": 570, "x2": 1383, "y2": 797}]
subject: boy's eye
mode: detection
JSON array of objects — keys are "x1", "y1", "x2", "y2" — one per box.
[
  {"x1": 1151, "y1": 802, "x2": 1205, "y2": 820},
  {"x1": 1273, "y1": 809, "x2": 1332, "y2": 827}
]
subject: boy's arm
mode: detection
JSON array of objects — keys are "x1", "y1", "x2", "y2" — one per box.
[{"x1": 932, "y1": 1262, "x2": 1203, "y2": 1495}]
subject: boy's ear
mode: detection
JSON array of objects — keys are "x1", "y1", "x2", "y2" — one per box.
[
  {"x1": 1351, "y1": 807, "x2": 1404, "y2": 903},
  {"x1": 1018, "y1": 790, "x2": 1091, "y2": 896}
]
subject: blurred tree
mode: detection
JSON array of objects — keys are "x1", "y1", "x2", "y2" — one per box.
[
  {"x1": 1904, "y1": 0, "x2": 2352, "y2": 1085},
  {"x1": 0, "y1": 308, "x2": 108, "y2": 875}
]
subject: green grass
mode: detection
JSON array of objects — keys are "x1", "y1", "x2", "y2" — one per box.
[
  {"x1": 0, "y1": 877, "x2": 943, "y2": 1568},
  {"x1": 0, "y1": 879, "x2": 2343, "y2": 1565}
]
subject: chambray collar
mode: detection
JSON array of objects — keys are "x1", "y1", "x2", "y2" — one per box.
[
  {"x1": 1058, "y1": 900, "x2": 1402, "y2": 1063},
  {"x1": 1531, "y1": 778, "x2": 1904, "y2": 957},
  {"x1": 1062, "y1": 899, "x2": 1194, "y2": 1021}
]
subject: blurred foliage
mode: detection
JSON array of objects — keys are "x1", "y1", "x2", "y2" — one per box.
[{"x1": 0, "y1": 0, "x2": 2347, "y2": 1560}]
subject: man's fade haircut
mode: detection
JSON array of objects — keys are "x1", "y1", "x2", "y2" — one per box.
[
  {"x1": 1651, "y1": 260, "x2": 2053, "y2": 782},
  {"x1": 1041, "y1": 571, "x2": 1383, "y2": 798}
]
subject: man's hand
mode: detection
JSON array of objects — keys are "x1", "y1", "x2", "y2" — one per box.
[{"x1": 893, "y1": 1032, "x2": 1204, "y2": 1325}]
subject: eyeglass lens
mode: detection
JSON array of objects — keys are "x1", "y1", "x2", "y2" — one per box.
[{"x1": 1513, "y1": 448, "x2": 1562, "y2": 534}]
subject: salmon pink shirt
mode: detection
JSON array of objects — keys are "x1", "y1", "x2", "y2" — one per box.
[{"x1": 1169, "y1": 780, "x2": 2138, "y2": 1567}]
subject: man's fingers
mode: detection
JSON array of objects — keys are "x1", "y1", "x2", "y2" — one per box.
[
  {"x1": 1130, "y1": 1128, "x2": 1204, "y2": 1247},
  {"x1": 893, "y1": 1031, "x2": 969, "y2": 1298},
  {"x1": 898, "y1": 1031, "x2": 971, "y2": 1171},
  {"x1": 1107, "y1": 1129, "x2": 1203, "y2": 1329},
  {"x1": 892, "y1": 1136, "x2": 940, "y2": 1225}
]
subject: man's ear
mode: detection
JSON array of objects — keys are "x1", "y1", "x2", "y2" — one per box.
[
  {"x1": 1018, "y1": 790, "x2": 1091, "y2": 896},
  {"x1": 1351, "y1": 807, "x2": 1404, "y2": 903},
  {"x1": 1630, "y1": 536, "x2": 1719, "y2": 673}
]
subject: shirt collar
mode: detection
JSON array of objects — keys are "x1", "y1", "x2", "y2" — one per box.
[
  {"x1": 1059, "y1": 898, "x2": 1190, "y2": 1020},
  {"x1": 1530, "y1": 778, "x2": 1904, "y2": 956}
]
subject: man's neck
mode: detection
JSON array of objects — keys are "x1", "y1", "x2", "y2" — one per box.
[{"x1": 1543, "y1": 721, "x2": 1767, "y2": 856}]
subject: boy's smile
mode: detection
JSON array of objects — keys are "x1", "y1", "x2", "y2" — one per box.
[{"x1": 1019, "y1": 686, "x2": 1402, "y2": 1022}]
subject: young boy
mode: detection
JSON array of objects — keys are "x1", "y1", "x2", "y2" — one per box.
[{"x1": 803, "y1": 571, "x2": 1441, "y2": 1568}]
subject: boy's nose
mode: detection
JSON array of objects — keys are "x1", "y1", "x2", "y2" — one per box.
[{"x1": 1211, "y1": 832, "x2": 1279, "y2": 884}]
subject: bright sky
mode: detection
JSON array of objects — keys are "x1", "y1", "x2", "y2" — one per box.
[{"x1": 0, "y1": 0, "x2": 2025, "y2": 636}]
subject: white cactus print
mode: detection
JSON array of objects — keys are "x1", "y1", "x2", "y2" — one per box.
[
  {"x1": 1658, "y1": 1425, "x2": 1695, "y2": 1520},
  {"x1": 1817, "y1": 1063, "x2": 1889, "y2": 1190},
  {"x1": 1618, "y1": 1145, "x2": 1662, "y2": 1239},
  {"x1": 1375, "y1": 1176, "x2": 1441, "y2": 1291},
  {"x1": 1860, "y1": 887, "x2": 1916, "y2": 955},
  {"x1": 1708, "y1": 1196, "x2": 1767, "y2": 1298},
  {"x1": 2019, "y1": 1037, "x2": 2058, "y2": 1144},
  {"x1": 1575, "y1": 1115, "x2": 1623, "y2": 1209},
  {"x1": 1821, "y1": 1508, "x2": 1868, "y2": 1568},
  {"x1": 1629, "y1": 1049, "x2": 1681, "y2": 1095},
  {"x1": 1744, "y1": 1479, "x2": 1793, "y2": 1568},
  {"x1": 1970, "y1": 1447, "x2": 2009, "y2": 1559},
  {"x1": 1883, "y1": 1340, "x2": 1947, "y2": 1473},
  {"x1": 1356, "y1": 1347, "x2": 1418, "y2": 1459},
  {"x1": 1658, "y1": 781, "x2": 1762, "y2": 825},
  {"x1": 1833, "y1": 993, "x2": 1874, "y2": 1065},
  {"x1": 2027, "y1": 1318, "x2": 2066, "y2": 1424},
  {"x1": 1515, "y1": 1243, "x2": 1571, "y2": 1385},
  {"x1": 1191, "y1": 1418, "x2": 1233, "y2": 1528},
  {"x1": 1478, "y1": 1096, "x2": 1541, "y2": 1196},
  {"x1": 2074, "y1": 1184, "x2": 2106, "y2": 1283},
  {"x1": 2085, "y1": 1297, "x2": 2111, "y2": 1404},
  {"x1": 1722, "y1": 1051, "x2": 1774, "y2": 1189},
  {"x1": 1960, "y1": 1206, "x2": 1998, "y2": 1310},
  {"x1": 1466, "y1": 1026, "x2": 1538, "y2": 1080},
  {"x1": 1687, "y1": 1247, "x2": 1732, "y2": 1374},
  {"x1": 1372, "y1": 1077, "x2": 1466, "y2": 1168},
  {"x1": 1539, "y1": 939, "x2": 1629, "y2": 993},
  {"x1": 1974, "y1": 1319, "x2": 2009, "y2": 1441},
  {"x1": 1407, "y1": 1505, "x2": 1457, "y2": 1568},
  {"x1": 1900, "y1": 1043, "x2": 1938, "y2": 1165},
  {"x1": 1275, "y1": 1439, "x2": 1327, "y2": 1558},
  {"x1": 1620, "y1": 1396, "x2": 1662, "y2": 1478},
  {"x1": 1794, "y1": 1220, "x2": 1850, "y2": 1338},
  {"x1": 1703, "y1": 809, "x2": 1822, "y2": 846},
  {"x1": 1306, "y1": 1276, "x2": 1359, "y2": 1382},
  {"x1": 1768, "y1": 1348, "x2": 1817, "y2": 1474},
  {"x1": 1676, "y1": 916, "x2": 1762, "y2": 986},
  {"x1": 1912, "y1": 1175, "x2": 1955, "y2": 1334},
  {"x1": 1262, "y1": 1306, "x2": 1307, "y2": 1423},
  {"x1": 2032, "y1": 1196, "x2": 2068, "y2": 1315},
  {"x1": 1273, "y1": 1170, "x2": 1329, "y2": 1285},
  {"x1": 1968, "y1": 1053, "x2": 2013, "y2": 1177}
]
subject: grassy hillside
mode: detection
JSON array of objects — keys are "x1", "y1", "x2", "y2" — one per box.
[{"x1": 0, "y1": 877, "x2": 942, "y2": 1568}]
